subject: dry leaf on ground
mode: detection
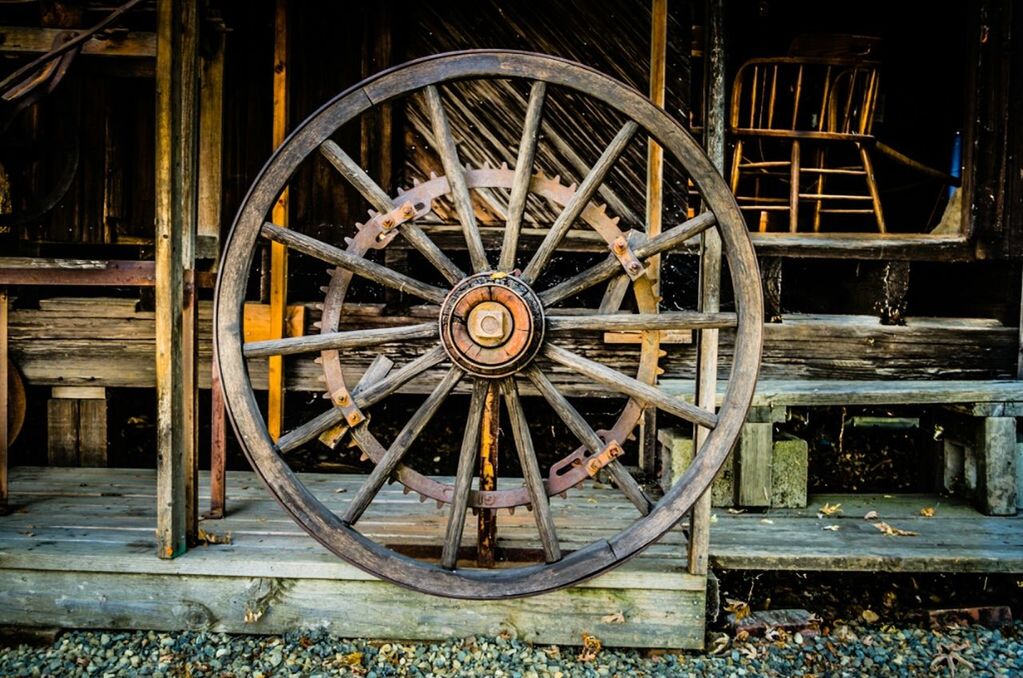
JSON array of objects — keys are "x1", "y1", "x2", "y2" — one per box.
[
  {"x1": 823, "y1": 524, "x2": 840, "y2": 531},
  {"x1": 197, "y1": 528, "x2": 232, "y2": 545},
  {"x1": 600, "y1": 612, "x2": 626, "y2": 624},
  {"x1": 864, "y1": 510, "x2": 879, "y2": 520},
  {"x1": 724, "y1": 598, "x2": 751, "y2": 621},
  {"x1": 919, "y1": 506, "x2": 936, "y2": 517},
  {"x1": 872, "y1": 521, "x2": 918, "y2": 537},
  {"x1": 861, "y1": 609, "x2": 880, "y2": 623},
  {"x1": 578, "y1": 634, "x2": 602, "y2": 661},
  {"x1": 818, "y1": 502, "x2": 843, "y2": 518}
]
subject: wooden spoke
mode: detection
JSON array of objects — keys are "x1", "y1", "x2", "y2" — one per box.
[
  {"x1": 539, "y1": 211, "x2": 718, "y2": 307},
  {"x1": 275, "y1": 347, "x2": 445, "y2": 454},
  {"x1": 441, "y1": 378, "x2": 489, "y2": 569},
  {"x1": 543, "y1": 344, "x2": 718, "y2": 429},
  {"x1": 521, "y1": 121, "x2": 639, "y2": 284},
  {"x1": 320, "y1": 139, "x2": 393, "y2": 212},
  {"x1": 424, "y1": 85, "x2": 489, "y2": 272},
  {"x1": 500, "y1": 378, "x2": 561, "y2": 563},
  {"x1": 525, "y1": 366, "x2": 653, "y2": 514},
  {"x1": 261, "y1": 222, "x2": 447, "y2": 304},
  {"x1": 244, "y1": 323, "x2": 436, "y2": 359},
  {"x1": 319, "y1": 140, "x2": 465, "y2": 285},
  {"x1": 499, "y1": 81, "x2": 547, "y2": 272},
  {"x1": 344, "y1": 366, "x2": 464, "y2": 525},
  {"x1": 547, "y1": 312, "x2": 736, "y2": 333}
]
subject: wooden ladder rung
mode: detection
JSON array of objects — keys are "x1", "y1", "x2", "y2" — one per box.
[
  {"x1": 739, "y1": 161, "x2": 791, "y2": 169},
  {"x1": 818, "y1": 208, "x2": 876, "y2": 214},
  {"x1": 736, "y1": 196, "x2": 788, "y2": 203},
  {"x1": 798, "y1": 193, "x2": 873, "y2": 201},
  {"x1": 802, "y1": 168, "x2": 866, "y2": 175},
  {"x1": 738, "y1": 205, "x2": 790, "y2": 211}
]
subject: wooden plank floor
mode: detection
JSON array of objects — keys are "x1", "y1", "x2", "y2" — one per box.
[
  {"x1": 0, "y1": 467, "x2": 705, "y2": 649},
  {"x1": 710, "y1": 494, "x2": 1023, "y2": 573}
]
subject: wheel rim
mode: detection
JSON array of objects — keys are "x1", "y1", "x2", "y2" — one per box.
[{"x1": 215, "y1": 50, "x2": 763, "y2": 599}]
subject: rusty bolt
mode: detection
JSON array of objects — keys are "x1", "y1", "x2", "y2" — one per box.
[
  {"x1": 381, "y1": 217, "x2": 395, "y2": 229},
  {"x1": 402, "y1": 204, "x2": 415, "y2": 218},
  {"x1": 628, "y1": 261, "x2": 643, "y2": 274},
  {"x1": 612, "y1": 237, "x2": 627, "y2": 254}
]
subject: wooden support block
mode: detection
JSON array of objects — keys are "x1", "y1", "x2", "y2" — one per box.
[
  {"x1": 771, "y1": 433, "x2": 808, "y2": 508},
  {"x1": 942, "y1": 439, "x2": 966, "y2": 495},
  {"x1": 51, "y1": 386, "x2": 106, "y2": 400},
  {"x1": 657, "y1": 427, "x2": 733, "y2": 507},
  {"x1": 78, "y1": 400, "x2": 107, "y2": 468},
  {"x1": 47, "y1": 399, "x2": 78, "y2": 466},
  {"x1": 737, "y1": 422, "x2": 773, "y2": 507},
  {"x1": 975, "y1": 417, "x2": 1017, "y2": 515},
  {"x1": 1017, "y1": 440, "x2": 1023, "y2": 510}
]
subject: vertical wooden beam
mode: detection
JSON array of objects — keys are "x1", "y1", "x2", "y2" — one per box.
[
  {"x1": 199, "y1": 17, "x2": 227, "y2": 518},
  {"x1": 688, "y1": 0, "x2": 725, "y2": 578},
  {"x1": 476, "y1": 381, "x2": 500, "y2": 568},
  {"x1": 0, "y1": 289, "x2": 8, "y2": 507},
  {"x1": 736, "y1": 422, "x2": 772, "y2": 506},
  {"x1": 267, "y1": 0, "x2": 289, "y2": 441},
  {"x1": 155, "y1": 0, "x2": 200, "y2": 559},
  {"x1": 640, "y1": 0, "x2": 669, "y2": 476},
  {"x1": 197, "y1": 18, "x2": 226, "y2": 261}
]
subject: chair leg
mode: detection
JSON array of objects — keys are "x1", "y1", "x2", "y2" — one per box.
[
  {"x1": 789, "y1": 140, "x2": 801, "y2": 233},
  {"x1": 858, "y1": 143, "x2": 886, "y2": 233},
  {"x1": 0, "y1": 288, "x2": 7, "y2": 510},
  {"x1": 812, "y1": 147, "x2": 826, "y2": 232},
  {"x1": 209, "y1": 346, "x2": 227, "y2": 519},
  {"x1": 729, "y1": 139, "x2": 743, "y2": 194}
]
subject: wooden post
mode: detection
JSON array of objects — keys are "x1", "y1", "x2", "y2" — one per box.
[
  {"x1": 200, "y1": 18, "x2": 228, "y2": 518},
  {"x1": 477, "y1": 381, "x2": 500, "y2": 567},
  {"x1": 0, "y1": 288, "x2": 8, "y2": 507},
  {"x1": 639, "y1": 0, "x2": 668, "y2": 476},
  {"x1": 155, "y1": 0, "x2": 200, "y2": 559},
  {"x1": 267, "y1": 0, "x2": 289, "y2": 441},
  {"x1": 688, "y1": 0, "x2": 725, "y2": 578}
]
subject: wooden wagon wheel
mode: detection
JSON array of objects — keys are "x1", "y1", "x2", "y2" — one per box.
[{"x1": 215, "y1": 50, "x2": 763, "y2": 599}]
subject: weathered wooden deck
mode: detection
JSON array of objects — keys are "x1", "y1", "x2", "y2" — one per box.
[
  {"x1": 0, "y1": 467, "x2": 705, "y2": 649},
  {"x1": 1, "y1": 467, "x2": 1020, "y2": 647}
]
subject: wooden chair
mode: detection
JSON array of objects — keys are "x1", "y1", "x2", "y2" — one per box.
[{"x1": 729, "y1": 57, "x2": 885, "y2": 233}]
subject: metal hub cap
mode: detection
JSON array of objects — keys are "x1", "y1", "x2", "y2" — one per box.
[{"x1": 439, "y1": 272, "x2": 544, "y2": 378}]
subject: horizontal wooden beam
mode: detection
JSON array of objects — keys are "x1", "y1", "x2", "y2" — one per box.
[
  {"x1": 0, "y1": 259, "x2": 156, "y2": 286},
  {"x1": 0, "y1": 26, "x2": 155, "y2": 58}
]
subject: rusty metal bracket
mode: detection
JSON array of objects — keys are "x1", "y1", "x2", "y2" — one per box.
[
  {"x1": 584, "y1": 440, "x2": 625, "y2": 477},
  {"x1": 610, "y1": 232, "x2": 646, "y2": 281},
  {"x1": 330, "y1": 388, "x2": 366, "y2": 428},
  {"x1": 370, "y1": 200, "x2": 417, "y2": 244}
]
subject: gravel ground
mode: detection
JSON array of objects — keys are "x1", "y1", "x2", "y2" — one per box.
[{"x1": 0, "y1": 622, "x2": 1020, "y2": 677}]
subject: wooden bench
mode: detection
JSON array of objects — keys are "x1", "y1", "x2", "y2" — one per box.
[{"x1": 661, "y1": 378, "x2": 1023, "y2": 515}]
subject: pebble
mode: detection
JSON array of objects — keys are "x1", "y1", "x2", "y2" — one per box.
[{"x1": 0, "y1": 622, "x2": 1018, "y2": 677}]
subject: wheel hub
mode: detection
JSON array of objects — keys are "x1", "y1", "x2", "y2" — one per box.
[{"x1": 439, "y1": 272, "x2": 545, "y2": 378}]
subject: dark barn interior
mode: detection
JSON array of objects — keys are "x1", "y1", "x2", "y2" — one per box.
[{"x1": 0, "y1": 0, "x2": 1019, "y2": 649}]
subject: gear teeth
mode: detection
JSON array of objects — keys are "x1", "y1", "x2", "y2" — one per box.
[
  {"x1": 533, "y1": 170, "x2": 547, "y2": 180},
  {"x1": 396, "y1": 186, "x2": 406, "y2": 195},
  {"x1": 322, "y1": 392, "x2": 331, "y2": 399},
  {"x1": 500, "y1": 162, "x2": 509, "y2": 170},
  {"x1": 610, "y1": 216, "x2": 621, "y2": 225},
  {"x1": 656, "y1": 367, "x2": 665, "y2": 376},
  {"x1": 418, "y1": 493, "x2": 428, "y2": 503},
  {"x1": 312, "y1": 321, "x2": 322, "y2": 329},
  {"x1": 429, "y1": 171, "x2": 438, "y2": 180},
  {"x1": 559, "y1": 491, "x2": 568, "y2": 499},
  {"x1": 471, "y1": 508, "x2": 479, "y2": 516},
  {"x1": 412, "y1": 177, "x2": 421, "y2": 186},
  {"x1": 359, "y1": 452, "x2": 370, "y2": 462},
  {"x1": 367, "y1": 209, "x2": 379, "y2": 218},
  {"x1": 508, "y1": 507, "x2": 516, "y2": 516},
  {"x1": 319, "y1": 286, "x2": 330, "y2": 294},
  {"x1": 551, "y1": 174, "x2": 561, "y2": 184},
  {"x1": 402, "y1": 486, "x2": 411, "y2": 495},
  {"x1": 482, "y1": 160, "x2": 492, "y2": 169},
  {"x1": 344, "y1": 236, "x2": 355, "y2": 246},
  {"x1": 313, "y1": 356, "x2": 323, "y2": 365},
  {"x1": 567, "y1": 182, "x2": 578, "y2": 191},
  {"x1": 597, "y1": 203, "x2": 607, "y2": 214},
  {"x1": 436, "y1": 500, "x2": 444, "y2": 509},
  {"x1": 658, "y1": 349, "x2": 668, "y2": 358},
  {"x1": 627, "y1": 432, "x2": 637, "y2": 442},
  {"x1": 313, "y1": 303, "x2": 324, "y2": 311}
]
